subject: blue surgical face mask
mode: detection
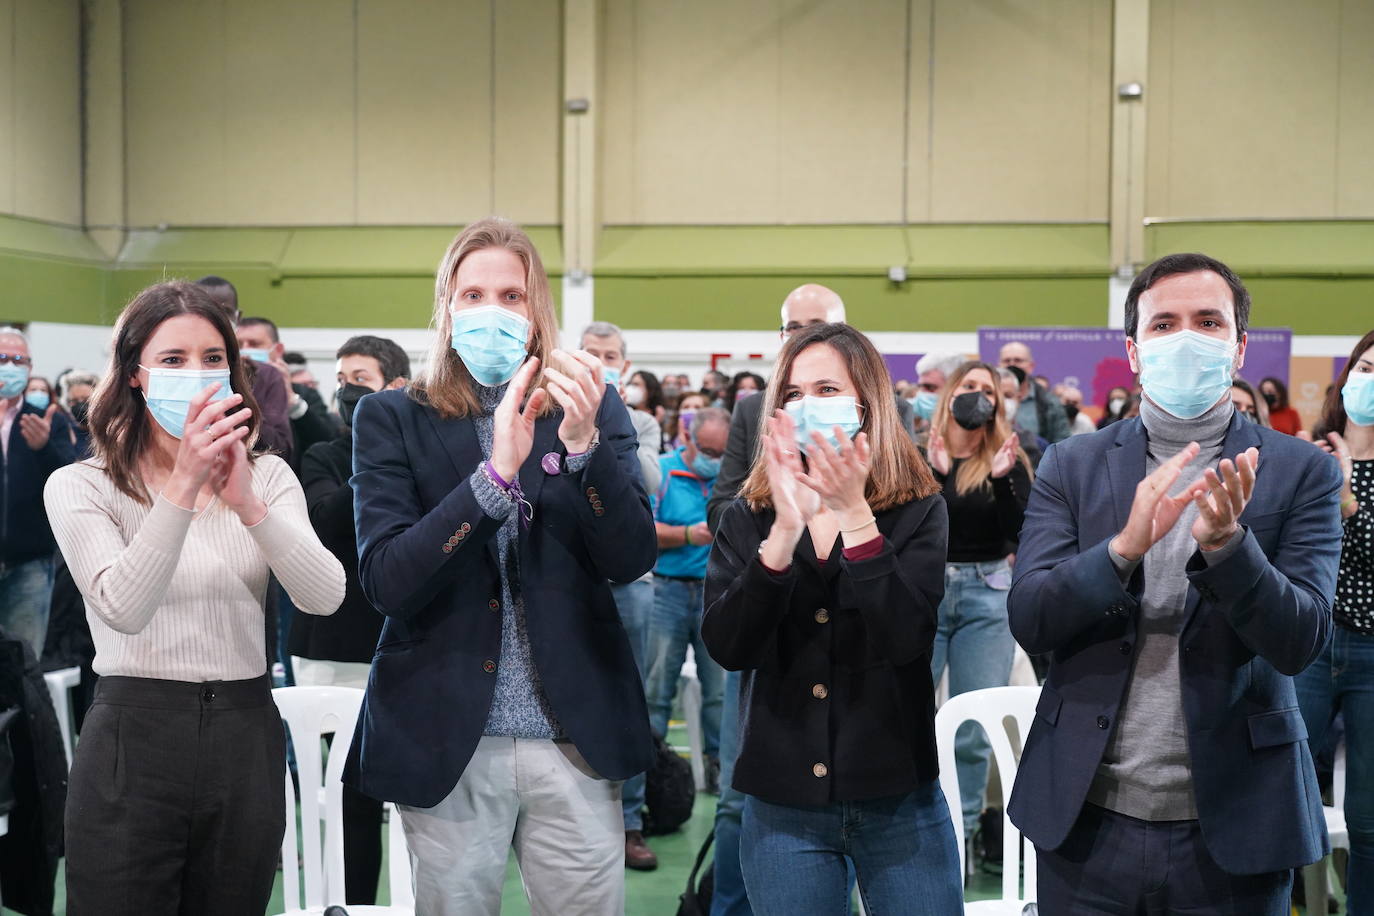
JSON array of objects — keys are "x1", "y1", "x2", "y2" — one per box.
[
  {"x1": 602, "y1": 365, "x2": 622, "y2": 389},
  {"x1": 1343, "y1": 372, "x2": 1374, "y2": 426},
  {"x1": 450, "y1": 306, "x2": 530, "y2": 386},
  {"x1": 690, "y1": 451, "x2": 721, "y2": 480},
  {"x1": 913, "y1": 390, "x2": 939, "y2": 420},
  {"x1": 785, "y1": 395, "x2": 863, "y2": 449},
  {"x1": 25, "y1": 390, "x2": 49, "y2": 412},
  {"x1": 1136, "y1": 330, "x2": 1237, "y2": 420},
  {"x1": 240, "y1": 348, "x2": 271, "y2": 363},
  {"x1": 0, "y1": 363, "x2": 29, "y2": 399},
  {"x1": 140, "y1": 365, "x2": 232, "y2": 439}
]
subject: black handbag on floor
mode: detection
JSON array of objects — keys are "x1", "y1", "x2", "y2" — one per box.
[
  {"x1": 642, "y1": 734, "x2": 695, "y2": 836},
  {"x1": 676, "y1": 830, "x2": 715, "y2": 916}
]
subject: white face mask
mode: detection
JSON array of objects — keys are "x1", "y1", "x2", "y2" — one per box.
[
  {"x1": 1003, "y1": 398, "x2": 1019, "y2": 421},
  {"x1": 623, "y1": 383, "x2": 645, "y2": 407},
  {"x1": 1109, "y1": 397, "x2": 1126, "y2": 415}
]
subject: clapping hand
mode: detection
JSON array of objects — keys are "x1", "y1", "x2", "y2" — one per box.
[
  {"x1": 489, "y1": 358, "x2": 547, "y2": 481},
  {"x1": 796, "y1": 426, "x2": 872, "y2": 517},
  {"x1": 1110, "y1": 442, "x2": 1205, "y2": 562},
  {"x1": 19, "y1": 403, "x2": 58, "y2": 450},
  {"x1": 990, "y1": 432, "x2": 1021, "y2": 479},
  {"x1": 763, "y1": 411, "x2": 820, "y2": 534},
  {"x1": 544, "y1": 349, "x2": 603, "y2": 454},
  {"x1": 1191, "y1": 448, "x2": 1260, "y2": 551},
  {"x1": 927, "y1": 432, "x2": 951, "y2": 475}
]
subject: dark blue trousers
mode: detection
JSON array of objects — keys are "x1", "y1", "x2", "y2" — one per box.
[{"x1": 1036, "y1": 803, "x2": 1292, "y2": 915}]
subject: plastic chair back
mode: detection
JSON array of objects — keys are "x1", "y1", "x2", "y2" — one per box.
[
  {"x1": 273, "y1": 686, "x2": 363, "y2": 911},
  {"x1": 935, "y1": 685, "x2": 1040, "y2": 908}
]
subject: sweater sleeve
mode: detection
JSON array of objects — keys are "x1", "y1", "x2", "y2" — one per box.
[
  {"x1": 43, "y1": 464, "x2": 195, "y2": 636},
  {"x1": 244, "y1": 456, "x2": 347, "y2": 616}
]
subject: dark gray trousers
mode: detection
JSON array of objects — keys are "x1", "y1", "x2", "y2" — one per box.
[
  {"x1": 65, "y1": 674, "x2": 285, "y2": 916},
  {"x1": 1036, "y1": 803, "x2": 1292, "y2": 916}
]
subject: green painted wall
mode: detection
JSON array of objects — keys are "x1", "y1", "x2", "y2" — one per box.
[{"x1": 1, "y1": 220, "x2": 1371, "y2": 333}]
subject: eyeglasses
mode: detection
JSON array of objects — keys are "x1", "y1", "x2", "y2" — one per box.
[
  {"x1": 0, "y1": 354, "x2": 32, "y2": 367},
  {"x1": 697, "y1": 446, "x2": 725, "y2": 459}
]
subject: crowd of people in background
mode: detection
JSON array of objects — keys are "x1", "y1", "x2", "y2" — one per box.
[{"x1": 1, "y1": 219, "x2": 1371, "y2": 916}]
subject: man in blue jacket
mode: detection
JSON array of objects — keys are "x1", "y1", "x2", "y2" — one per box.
[
  {"x1": 0, "y1": 328, "x2": 74, "y2": 659},
  {"x1": 1007, "y1": 253, "x2": 1342, "y2": 914}
]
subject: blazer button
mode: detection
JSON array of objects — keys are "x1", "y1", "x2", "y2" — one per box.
[
  {"x1": 460, "y1": 522, "x2": 471, "y2": 532},
  {"x1": 586, "y1": 487, "x2": 597, "y2": 497},
  {"x1": 1097, "y1": 715, "x2": 1110, "y2": 730},
  {"x1": 814, "y1": 608, "x2": 830, "y2": 624},
  {"x1": 489, "y1": 598, "x2": 500, "y2": 611},
  {"x1": 594, "y1": 508, "x2": 605, "y2": 517},
  {"x1": 1106, "y1": 603, "x2": 1126, "y2": 618},
  {"x1": 1119, "y1": 641, "x2": 1132, "y2": 655},
  {"x1": 441, "y1": 544, "x2": 453, "y2": 554},
  {"x1": 482, "y1": 660, "x2": 496, "y2": 674},
  {"x1": 812, "y1": 684, "x2": 828, "y2": 699},
  {"x1": 447, "y1": 536, "x2": 459, "y2": 546},
  {"x1": 812, "y1": 763, "x2": 828, "y2": 778}
]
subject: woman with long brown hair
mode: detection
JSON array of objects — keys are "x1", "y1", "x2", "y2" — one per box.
[
  {"x1": 702, "y1": 322, "x2": 961, "y2": 914},
  {"x1": 43, "y1": 280, "x2": 345, "y2": 912},
  {"x1": 1296, "y1": 328, "x2": 1374, "y2": 912},
  {"x1": 925, "y1": 359, "x2": 1032, "y2": 844},
  {"x1": 342, "y1": 217, "x2": 656, "y2": 914}
]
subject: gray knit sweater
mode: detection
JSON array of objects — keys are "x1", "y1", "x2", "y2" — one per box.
[
  {"x1": 470, "y1": 382, "x2": 595, "y2": 739},
  {"x1": 1088, "y1": 394, "x2": 1243, "y2": 820}
]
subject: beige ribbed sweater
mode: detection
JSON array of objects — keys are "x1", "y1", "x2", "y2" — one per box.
[{"x1": 43, "y1": 455, "x2": 346, "y2": 682}]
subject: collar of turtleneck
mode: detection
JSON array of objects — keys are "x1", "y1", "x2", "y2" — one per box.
[
  {"x1": 477, "y1": 381, "x2": 509, "y2": 414},
  {"x1": 1140, "y1": 392, "x2": 1234, "y2": 452}
]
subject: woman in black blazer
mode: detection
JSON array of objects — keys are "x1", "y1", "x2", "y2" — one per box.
[
  {"x1": 343, "y1": 218, "x2": 656, "y2": 916},
  {"x1": 702, "y1": 322, "x2": 962, "y2": 915}
]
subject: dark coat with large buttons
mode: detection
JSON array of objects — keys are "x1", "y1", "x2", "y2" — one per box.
[
  {"x1": 701, "y1": 494, "x2": 948, "y2": 807},
  {"x1": 1007, "y1": 413, "x2": 1342, "y2": 876},
  {"x1": 342, "y1": 385, "x2": 657, "y2": 808}
]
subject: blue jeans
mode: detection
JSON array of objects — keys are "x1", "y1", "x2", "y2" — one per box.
[
  {"x1": 646, "y1": 576, "x2": 723, "y2": 758},
  {"x1": 611, "y1": 577, "x2": 654, "y2": 831},
  {"x1": 740, "y1": 781, "x2": 963, "y2": 916},
  {"x1": 0, "y1": 556, "x2": 54, "y2": 660},
  {"x1": 929, "y1": 558, "x2": 1015, "y2": 835},
  {"x1": 711, "y1": 669, "x2": 753, "y2": 916},
  {"x1": 1295, "y1": 626, "x2": 1374, "y2": 913}
]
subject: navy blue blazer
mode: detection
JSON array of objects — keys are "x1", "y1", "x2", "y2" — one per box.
[
  {"x1": 341, "y1": 385, "x2": 657, "y2": 807},
  {"x1": 1007, "y1": 412, "x2": 1342, "y2": 875}
]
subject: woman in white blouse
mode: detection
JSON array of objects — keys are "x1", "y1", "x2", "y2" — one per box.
[{"x1": 44, "y1": 280, "x2": 345, "y2": 914}]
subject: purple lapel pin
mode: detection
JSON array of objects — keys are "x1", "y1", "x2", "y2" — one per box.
[{"x1": 541, "y1": 452, "x2": 562, "y2": 476}]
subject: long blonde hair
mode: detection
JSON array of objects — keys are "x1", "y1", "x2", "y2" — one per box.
[
  {"x1": 737, "y1": 323, "x2": 939, "y2": 512},
  {"x1": 932, "y1": 360, "x2": 1032, "y2": 496},
  {"x1": 411, "y1": 217, "x2": 559, "y2": 419}
]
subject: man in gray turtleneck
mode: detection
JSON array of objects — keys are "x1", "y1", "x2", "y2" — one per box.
[{"x1": 1006, "y1": 253, "x2": 1343, "y2": 915}]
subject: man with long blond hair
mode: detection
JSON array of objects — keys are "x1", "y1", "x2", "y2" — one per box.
[{"x1": 342, "y1": 217, "x2": 657, "y2": 914}]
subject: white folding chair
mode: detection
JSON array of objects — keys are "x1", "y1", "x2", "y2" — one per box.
[
  {"x1": 272, "y1": 686, "x2": 413, "y2": 916},
  {"x1": 1303, "y1": 740, "x2": 1349, "y2": 916},
  {"x1": 935, "y1": 685, "x2": 1041, "y2": 915},
  {"x1": 677, "y1": 645, "x2": 707, "y2": 791},
  {"x1": 42, "y1": 666, "x2": 81, "y2": 769}
]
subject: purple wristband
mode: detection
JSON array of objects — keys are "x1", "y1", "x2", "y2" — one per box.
[{"x1": 484, "y1": 460, "x2": 514, "y2": 491}]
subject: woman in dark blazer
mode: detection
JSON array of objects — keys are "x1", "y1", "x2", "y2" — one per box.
[
  {"x1": 702, "y1": 322, "x2": 962, "y2": 915},
  {"x1": 343, "y1": 218, "x2": 656, "y2": 916}
]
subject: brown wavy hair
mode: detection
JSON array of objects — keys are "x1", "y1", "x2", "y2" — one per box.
[
  {"x1": 411, "y1": 217, "x2": 559, "y2": 419},
  {"x1": 88, "y1": 280, "x2": 260, "y2": 505},
  {"x1": 737, "y1": 323, "x2": 939, "y2": 512},
  {"x1": 1313, "y1": 329, "x2": 1374, "y2": 440},
  {"x1": 932, "y1": 360, "x2": 1033, "y2": 497}
]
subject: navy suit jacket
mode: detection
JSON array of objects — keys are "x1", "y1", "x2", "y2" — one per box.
[
  {"x1": 1007, "y1": 412, "x2": 1342, "y2": 875},
  {"x1": 342, "y1": 385, "x2": 657, "y2": 807}
]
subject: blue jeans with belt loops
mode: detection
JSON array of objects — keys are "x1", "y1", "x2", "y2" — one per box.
[{"x1": 929, "y1": 558, "x2": 1015, "y2": 836}]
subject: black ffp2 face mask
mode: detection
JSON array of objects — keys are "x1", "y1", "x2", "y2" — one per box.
[
  {"x1": 951, "y1": 391, "x2": 995, "y2": 431},
  {"x1": 337, "y1": 382, "x2": 377, "y2": 427}
]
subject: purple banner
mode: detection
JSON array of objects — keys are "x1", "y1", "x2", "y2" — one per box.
[
  {"x1": 882, "y1": 353, "x2": 925, "y2": 385},
  {"x1": 977, "y1": 327, "x2": 1292, "y2": 410}
]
